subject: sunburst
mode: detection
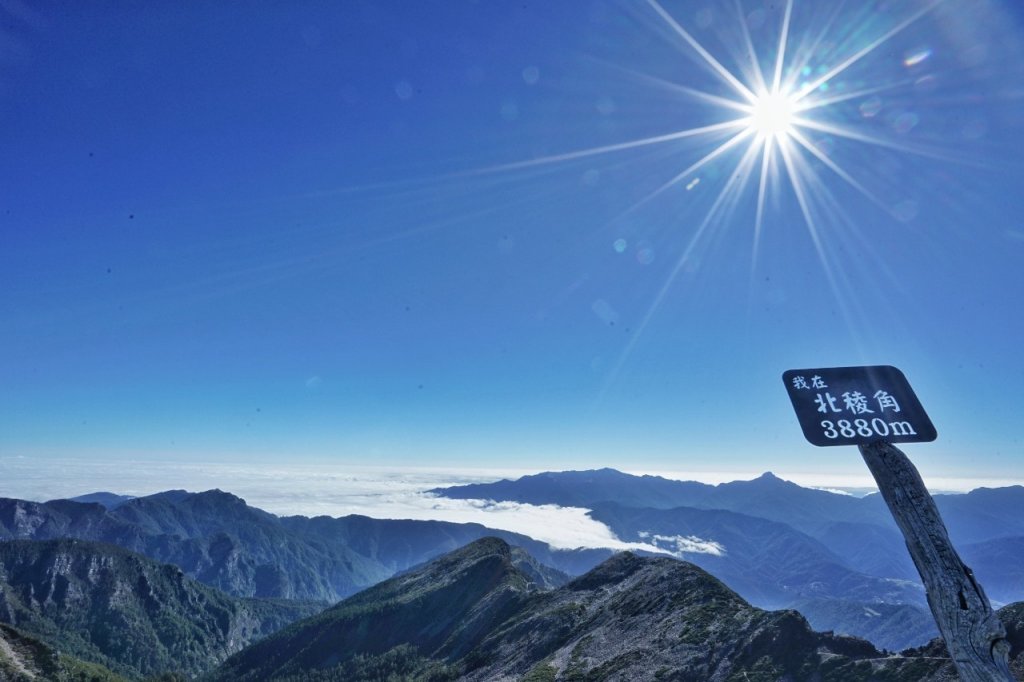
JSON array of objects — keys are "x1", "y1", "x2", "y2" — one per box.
[
  {"x1": 480, "y1": 0, "x2": 938, "y2": 258},
  {"x1": 642, "y1": 0, "x2": 942, "y2": 259},
  {"x1": 462, "y1": 0, "x2": 942, "y2": 385}
]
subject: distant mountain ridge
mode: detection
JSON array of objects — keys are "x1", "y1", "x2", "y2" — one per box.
[
  {"x1": 212, "y1": 537, "x2": 1022, "y2": 681},
  {"x1": 65, "y1": 492, "x2": 135, "y2": 510},
  {"x1": 0, "y1": 489, "x2": 610, "y2": 604},
  {"x1": 433, "y1": 467, "x2": 1024, "y2": 650},
  {"x1": 432, "y1": 467, "x2": 1024, "y2": 540}
]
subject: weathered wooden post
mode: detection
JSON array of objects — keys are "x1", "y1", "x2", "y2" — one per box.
[
  {"x1": 782, "y1": 365, "x2": 1013, "y2": 681},
  {"x1": 859, "y1": 441, "x2": 1012, "y2": 681}
]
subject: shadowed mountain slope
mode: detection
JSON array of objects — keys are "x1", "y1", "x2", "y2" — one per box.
[
  {"x1": 793, "y1": 598, "x2": 938, "y2": 653},
  {"x1": 960, "y1": 536, "x2": 1024, "y2": 605},
  {"x1": 0, "y1": 539, "x2": 320, "y2": 679},
  {"x1": 212, "y1": 537, "x2": 533, "y2": 681},
  {"x1": 212, "y1": 538, "x2": 998, "y2": 682},
  {"x1": 587, "y1": 502, "x2": 925, "y2": 610}
]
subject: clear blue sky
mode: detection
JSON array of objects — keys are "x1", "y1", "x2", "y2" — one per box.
[{"x1": 2, "y1": 0, "x2": 1023, "y2": 485}]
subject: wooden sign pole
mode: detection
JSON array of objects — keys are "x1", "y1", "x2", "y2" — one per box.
[{"x1": 859, "y1": 441, "x2": 1013, "y2": 681}]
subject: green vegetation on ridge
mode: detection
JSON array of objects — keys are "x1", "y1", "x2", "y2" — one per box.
[{"x1": 0, "y1": 539, "x2": 321, "y2": 679}]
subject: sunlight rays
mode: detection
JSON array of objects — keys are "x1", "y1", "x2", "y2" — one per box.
[
  {"x1": 732, "y1": 0, "x2": 768, "y2": 95},
  {"x1": 585, "y1": 0, "x2": 942, "y2": 277},
  {"x1": 468, "y1": 0, "x2": 945, "y2": 250},
  {"x1": 771, "y1": 0, "x2": 794, "y2": 93},
  {"x1": 639, "y1": 127, "x2": 756, "y2": 210},
  {"x1": 470, "y1": 118, "x2": 749, "y2": 175},
  {"x1": 600, "y1": 131, "x2": 769, "y2": 399},
  {"x1": 585, "y1": 0, "x2": 943, "y2": 398},
  {"x1": 788, "y1": 128, "x2": 890, "y2": 214},
  {"x1": 752, "y1": 135, "x2": 775, "y2": 266},
  {"x1": 314, "y1": 0, "x2": 947, "y2": 404},
  {"x1": 645, "y1": 0, "x2": 758, "y2": 104},
  {"x1": 791, "y1": 1, "x2": 940, "y2": 103},
  {"x1": 630, "y1": 0, "x2": 943, "y2": 272}
]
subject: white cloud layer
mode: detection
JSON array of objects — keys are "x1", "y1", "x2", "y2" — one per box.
[
  {"x1": 809, "y1": 487, "x2": 855, "y2": 497},
  {"x1": 0, "y1": 459, "x2": 663, "y2": 552},
  {"x1": 645, "y1": 533, "x2": 726, "y2": 557},
  {"x1": 0, "y1": 458, "x2": 1014, "y2": 554}
]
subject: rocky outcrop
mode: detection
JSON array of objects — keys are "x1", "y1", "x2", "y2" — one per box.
[{"x1": 213, "y1": 538, "x2": 1024, "y2": 681}]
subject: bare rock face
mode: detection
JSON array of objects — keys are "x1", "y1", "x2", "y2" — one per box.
[
  {"x1": 466, "y1": 551, "x2": 894, "y2": 681},
  {"x1": 213, "y1": 538, "x2": 1024, "y2": 681}
]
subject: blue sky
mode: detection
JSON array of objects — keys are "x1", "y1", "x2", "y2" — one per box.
[{"x1": 2, "y1": 0, "x2": 1023, "y2": 487}]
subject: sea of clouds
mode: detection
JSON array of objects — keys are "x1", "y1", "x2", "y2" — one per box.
[
  {"x1": 0, "y1": 457, "x2": 1006, "y2": 555},
  {"x1": 0, "y1": 458, "x2": 688, "y2": 553}
]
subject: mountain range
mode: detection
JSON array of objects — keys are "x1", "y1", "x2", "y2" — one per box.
[
  {"x1": 1, "y1": 466, "x2": 1021, "y2": 675},
  {"x1": 0, "y1": 490, "x2": 607, "y2": 604},
  {"x1": 433, "y1": 468, "x2": 1024, "y2": 546},
  {"x1": 212, "y1": 537, "x2": 1024, "y2": 681},
  {"x1": 434, "y1": 467, "x2": 1024, "y2": 649},
  {"x1": 1, "y1": 534, "x2": 1019, "y2": 681}
]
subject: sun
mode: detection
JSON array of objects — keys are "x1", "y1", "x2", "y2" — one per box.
[
  {"x1": 746, "y1": 89, "x2": 798, "y2": 140},
  {"x1": 484, "y1": 0, "x2": 937, "y2": 238},
  {"x1": 465, "y1": 0, "x2": 943, "y2": 388},
  {"x1": 476, "y1": 0, "x2": 938, "y2": 291}
]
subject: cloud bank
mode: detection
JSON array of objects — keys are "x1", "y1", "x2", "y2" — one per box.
[
  {"x1": 0, "y1": 459, "x2": 664, "y2": 552},
  {"x1": 2, "y1": 458, "x2": 1011, "y2": 554}
]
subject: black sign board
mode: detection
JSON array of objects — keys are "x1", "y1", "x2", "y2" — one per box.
[{"x1": 782, "y1": 365, "x2": 937, "y2": 447}]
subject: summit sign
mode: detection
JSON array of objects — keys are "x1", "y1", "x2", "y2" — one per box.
[
  {"x1": 780, "y1": 366, "x2": 1013, "y2": 679},
  {"x1": 782, "y1": 365, "x2": 937, "y2": 447}
]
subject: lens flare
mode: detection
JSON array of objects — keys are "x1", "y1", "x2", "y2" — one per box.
[{"x1": 455, "y1": 0, "x2": 946, "y2": 390}]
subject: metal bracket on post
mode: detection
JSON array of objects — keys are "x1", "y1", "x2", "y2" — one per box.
[{"x1": 859, "y1": 440, "x2": 1013, "y2": 682}]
